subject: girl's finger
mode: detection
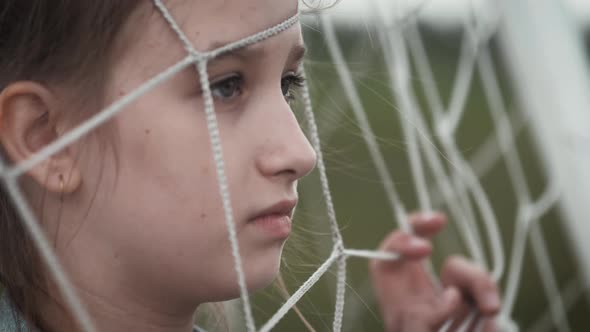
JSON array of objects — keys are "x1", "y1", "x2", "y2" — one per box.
[
  {"x1": 408, "y1": 211, "x2": 447, "y2": 239},
  {"x1": 480, "y1": 317, "x2": 499, "y2": 332},
  {"x1": 440, "y1": 256, "x2": 501, "y2": 316},
  {"x1": 370, "y1": 231, "x2": 435, "y2": 304},
  {"x1": 429, "y1": 286, "x2": 463, "y2": 329},
  {"x1": 441, "y1": 300, "x2": 474, "y2": 331},
  {"x1": 375, "y1": 231, "x2": 432, "y2": 261}
]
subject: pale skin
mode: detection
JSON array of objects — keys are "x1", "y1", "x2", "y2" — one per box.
[{"x1": 0, "y1": 1, "x2": 499, "y2": 331}]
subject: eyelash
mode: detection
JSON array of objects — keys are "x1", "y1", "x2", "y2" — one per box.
[
  {"x1": 281, "y1": 73, "x2": 306, "y2": 103},
  {"x1": 208, "y1": 72, "x2": 306, "y2": 104}
]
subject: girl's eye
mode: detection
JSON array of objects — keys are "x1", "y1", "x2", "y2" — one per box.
[
  {"x1": 281, "y1": 73, "x2": 305, "y2": 102},
  {"x1": 210, "y1": 74, "x2": 243, "y2": 101}
]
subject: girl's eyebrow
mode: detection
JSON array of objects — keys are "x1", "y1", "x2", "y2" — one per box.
[
  {"x1": 287, "y1": 44, "x2": 307, "y2": 66},
  {"x1": 209, "y1": 43, "x2": 307, "y2": 65}
]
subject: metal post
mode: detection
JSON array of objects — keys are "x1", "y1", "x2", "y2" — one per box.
[{"x1": 498, "y1": 0, "x2": 590, "y2": 284}]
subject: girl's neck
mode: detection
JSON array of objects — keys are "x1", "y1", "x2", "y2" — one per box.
[{"x1": 37, "y1": 287, "x2": 199, "y2": 332}]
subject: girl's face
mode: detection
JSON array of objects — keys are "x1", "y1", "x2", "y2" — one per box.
[{"x1": 52, "y1": 0, "x2": 315, "y2": 310}]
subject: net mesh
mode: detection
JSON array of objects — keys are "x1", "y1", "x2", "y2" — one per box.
[{"x1": 3, "y1": 0, "x2": 589, "y2": 331}]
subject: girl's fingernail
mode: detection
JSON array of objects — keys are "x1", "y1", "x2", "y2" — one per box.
[
  {"x1": 408, "y1": 237, "x2": 429, "y2": 248},
  {"x1": 420, "y1": 211, "x2": 442, "y2": 221},
  {"x1": 442, "y1": 287, "x2": 458, "y2": 305},
  {"x1": 484, "y1": 293, "x2": 501, "y2": 309},
  {"x1": 421, "y1": 211, "x2": 436, "y2": 220}
]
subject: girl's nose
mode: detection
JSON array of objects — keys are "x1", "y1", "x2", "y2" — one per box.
[{"x1": 255, "y1": 100, "x2": 316, "y2": 182}]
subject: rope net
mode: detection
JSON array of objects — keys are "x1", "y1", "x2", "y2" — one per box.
[{"x1": 3, "y1": 0, "x2": 589, "y2": 331}]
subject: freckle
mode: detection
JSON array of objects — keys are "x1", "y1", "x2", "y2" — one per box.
[
  {"x1": 145, "y1": 129, "x2": 151, "y2": 134},
  {"x1": 200, "y1": 213, "x2": 207, "y2": 220},
  {"x1": 118, "y1": 90, "x2": 125, "y2": 97}
]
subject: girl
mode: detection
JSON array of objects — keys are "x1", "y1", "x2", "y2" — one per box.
[{"x1": 0, "y1": 1, "x2": 500, "y2": 331}]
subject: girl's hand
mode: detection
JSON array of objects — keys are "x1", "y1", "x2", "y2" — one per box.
[{"x1": 369, "y1": 212, "x2": 501, "y2": 332}]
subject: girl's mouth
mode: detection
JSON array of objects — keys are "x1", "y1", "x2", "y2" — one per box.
[{"x1": 248, "y1": 199, "x2": 296, "y2": 238}]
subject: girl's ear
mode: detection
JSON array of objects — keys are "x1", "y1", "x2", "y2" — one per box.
[{"x1": 0, "y1": 82, "x2": 81, "y2": 193}]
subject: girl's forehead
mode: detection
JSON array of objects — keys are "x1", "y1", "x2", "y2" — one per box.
[
  {"x1": 164, "y1": 0, "x2": 299, "y2": 52},
  {"x1": 109, "y1": 0, "x2": 301, "y2": 89}
]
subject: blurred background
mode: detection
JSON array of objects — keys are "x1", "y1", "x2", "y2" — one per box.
[{"x1": 200, "y1": 1, "x2": 590, "y2": 331}]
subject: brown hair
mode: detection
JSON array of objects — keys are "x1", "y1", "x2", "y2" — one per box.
[{"x1": 0, "y1": 1, "x2": 143, "y2": 330}]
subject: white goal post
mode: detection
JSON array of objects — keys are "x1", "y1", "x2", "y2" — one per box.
[{"x1": 498, "y1": 0, "x2": 590, "y2": 288}]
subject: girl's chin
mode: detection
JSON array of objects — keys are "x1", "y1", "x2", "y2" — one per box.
[
  {"x1": 245, "y1": 262, "x2": 282, "y2": 293},
  {"x1": 245, "y1": 243, "x2": 285, "y2": 290},
  {"x1": 209, "y1": 243, "x2": 286, "y2": 301}
]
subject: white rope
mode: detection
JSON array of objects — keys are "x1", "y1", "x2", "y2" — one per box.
[
  {"x1": 389, "y1": 13, "x2": 481, "y2": 299},
  {"x1": 403, "y1": 15, "x2": 506, "y2": 281},
  {"x1": 478, "y1": 45, "x2": 569, "y2": 331},
  {"x1": 438, "y1": 33, "x2": 506, "y2": 281},
  {"x1": 300, "y1": 68, "x2": 348, "y2": 331},
  {"x1": 151, "y1": 0, "x2": 198, "y2": 57},
  {"x1": 300, "y1": 69, "x2": 344, "y2": 247},
  {"x1": 407, "y1": 20, "x2": 485, "y2": 249},
  {"x1": 195, "y1": 59, "x2": 256, "y2": 332},
  {"x1": 404, "y1": 23, "x2": 489, "y2": 268},
  {"x1": 381, "y1": 26, "x2": 432, "y2": 213},
  {"x1": 6, "y1": 56, "x2": 195, "y2": 179},
  {"x1": 502, "y1": 184, "x2": 562, "y2": 316},
  {"x1": 259, "y1": 245, "x2": 403, "y2": 332},
  {"x1": 456, "y1": 310, "x2": 477, "y2": 332},
  {"x1": 376, "y1": 12, "x2": 478, "y2": 329},
  {"x1": 526, "y1": 277, "x2": 583, "y2": 332},
  {"x1": 259, "y1": 250, "x2": 339, "y2": 332},
  {"x1": 153, "y1": 0, "x2": 300, "y2": 61},
  {"x1": 375, "y1": 3, "x2": 509, "y2": 329},
  {"x1": 429, "y1": 110, "x2": 525, "y2": 208},
  {"x1": 378, "y1": 8, "x2": 452, "y2": 291},
  {"x1": 343, "y1": 249, "x2": 400, "y2": 261},
  {"x1": 321, "y1": 13, "x2": 409, "y2": 231},
  {"x1": 206, "y1": 15, "x2": 301, "y2": 60},
  {"x1": 443, "y1": 30, "x2": 479, "y2": 135},
  {"x1": 332, "y1": 254, "x2": 347, "y2": 332}
]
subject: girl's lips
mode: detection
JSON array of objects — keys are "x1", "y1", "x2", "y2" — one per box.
[
  {"x1": 249, "y1": 199, "x2": 297, "y2": 220},
  {"x1": 251, "y1": 214, "x2": 292, "y2": 238},
  {"x1": 248, "y1": 199, "x2": 297, "y2": 239}
]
